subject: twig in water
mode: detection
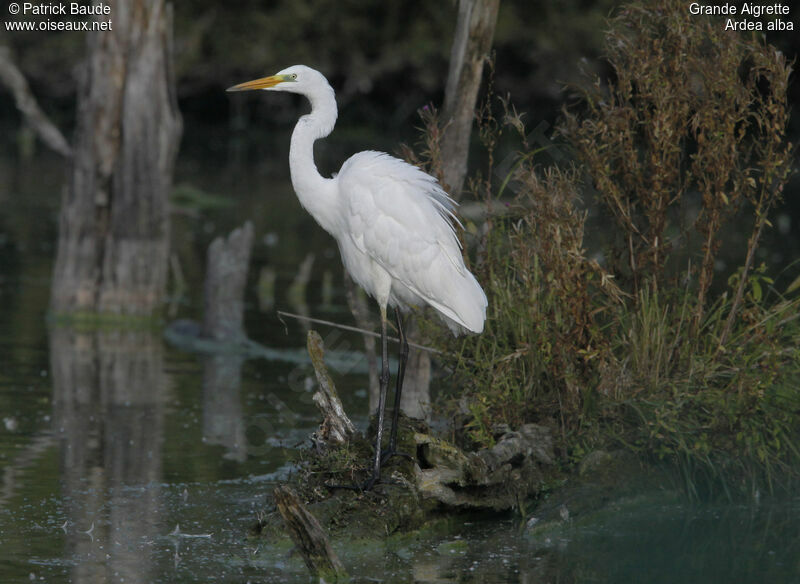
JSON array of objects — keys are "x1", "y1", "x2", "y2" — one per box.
[
  {"x1": 276, "y1": 310, "x2": 441, "y2": 355},
  {"x1": 169, "y1": 524, "x2": 213, "y2": 538}
]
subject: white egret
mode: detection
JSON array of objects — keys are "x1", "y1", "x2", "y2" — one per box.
[{"x1": 228, "y1": 65, "x2": 487, "y2": 488}]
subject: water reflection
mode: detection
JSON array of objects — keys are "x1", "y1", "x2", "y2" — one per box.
[
  {"x1": 50, "y1": 327, "x2": 165, "y2": 583},
  {"x1": 7, "y1": 325, "x2": 797, "y2": 583},
  {"x1": 202, "y1": 354, "x2": 247, "y2": 462},
  {"x1": 2, "y1": 148, "x2": 798, "y2": 583}
]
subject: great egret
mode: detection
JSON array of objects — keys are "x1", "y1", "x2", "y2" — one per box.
[{"x1": 228, "y1": 65, "x2": 487, "y2": 488}]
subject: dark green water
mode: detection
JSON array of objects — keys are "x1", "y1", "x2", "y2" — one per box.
[{"x1": 1, "y1": 144, "x2": 799, "y2": 583}]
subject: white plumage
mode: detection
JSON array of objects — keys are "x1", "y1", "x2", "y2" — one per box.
[
  {"x1": 337, "y1": 150, "x2": 486, "y2": 334},
  {"x1": 228, "y1": 65, "x2": 486, "y2": 487}
]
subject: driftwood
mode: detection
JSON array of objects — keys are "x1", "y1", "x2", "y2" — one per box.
[
  {"x1": 303, "y1": 330, "x2": 553, "y2": 510},
  {"x1": 0, "y1": 46, "x2": 72, "y2": 158},
  {"x1": 265, "y1": 331, "x2": 555, "y2": 579},
  {"x1": 277, "y1": 311, "x2": 437, "y2": 355},
  {"x1": 307, "y1": 331, "x2": 356, "y2": 447},
  {"x1": 441, "y1": 0, "x2": 500, "y2": 197},
  {"x1": 202, "y1": 222, "x2": 254, "y2": 341},
  {"x1": 414, "y1": 423, "x2": 554, "y2": 509},
  {"x1": 274, "y1": 485, "x2": 347, "y2": 583}
]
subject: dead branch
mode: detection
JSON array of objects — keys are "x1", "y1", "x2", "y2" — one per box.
[
  {"x1": 274, "y1": 485, "x2": 347, "y2": 582},
  {"x1": 440, "y1": 0, "x2": 500, "y2": 196},
  {"x1": 307, "y1": 330, "x2": 356, "y2": 447},
  {"x1": 0, "y1": 46, "x2": 72, "y2": 158},
  {"x1": 277, "y1": 310, "x2": 441, "y2": 355}
]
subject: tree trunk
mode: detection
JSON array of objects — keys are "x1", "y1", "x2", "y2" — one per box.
[
  {"x1": 50, "y1": 0, "x2": 182, "y2": 316},
  {"x1": 440, "y1": 0, "x2": 500, "y2": 198}
]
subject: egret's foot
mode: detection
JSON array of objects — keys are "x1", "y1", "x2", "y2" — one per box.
[
  {"x1": 380, "y1": 448, "x2": 414, "y2": 466},
  {"x1": 324, "y1": 481, "x2": 360, "y2": 492},
  {"x1": 361, "y1": 470, "x2": 413, "y2": 491},
  {"x1": 324, "y1": 472, "x2": 382, "y2": 493},
  {"x1": 325, "y1": 471, "x2": 410, "y2": 493},
  {"x1": 361, "y1": 475, "x2": 379, "y2": 492}
]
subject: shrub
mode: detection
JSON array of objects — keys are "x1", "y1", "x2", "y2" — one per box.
[{"x1": 435, "y1": 0, "x2": 798, "y2": 496}]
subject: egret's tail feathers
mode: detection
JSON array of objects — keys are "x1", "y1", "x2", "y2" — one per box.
[{"x1": 428, "y1": 271, "x2": 487, "y2": 336}]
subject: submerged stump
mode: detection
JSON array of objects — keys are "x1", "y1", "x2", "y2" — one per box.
[
  {"x1": 298, "y1": 329, "x2": 553, "y2": 510},
  {"x1": 266, "y1": 330, "x2": 555, "y2": 574},
  {"x1": 307, "y1": 331, "x2": 356, "y2": 448},
  {"x1": 274, "y1": 485, "x2": 347, "y2": 582},
  {"x1": 202, "y1": 221, "x2": 254, "y2": 341}
]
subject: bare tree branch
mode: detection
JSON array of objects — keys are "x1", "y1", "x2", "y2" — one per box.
[{"x1": 0, "y1": 46, "x2": 72, "y2": 158}]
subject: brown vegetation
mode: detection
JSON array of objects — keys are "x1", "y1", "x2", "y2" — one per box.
[{"x1": 435, "y1": 0, "x2": 798, "y2": 496}]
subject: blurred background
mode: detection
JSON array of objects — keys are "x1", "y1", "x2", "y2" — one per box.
[
  {"x1": 4, "y1": 0, "x2": 797, "y2": 301},
  {"x1": 0, "y1": 1, "x2": 798, "y2": 581}
]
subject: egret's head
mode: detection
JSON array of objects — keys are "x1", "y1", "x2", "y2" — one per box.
[{"x1": 226, "y1": 65, "x2": 327, "y2": 95}]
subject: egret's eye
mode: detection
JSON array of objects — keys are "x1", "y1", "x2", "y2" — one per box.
[{"x1": 290, "y1": 74, "x2": 297, "y2": 80}]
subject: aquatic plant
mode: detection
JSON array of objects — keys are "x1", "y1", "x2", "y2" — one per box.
[{"x1": 427, "y1": 0, "x2": 798, "y2": 497}]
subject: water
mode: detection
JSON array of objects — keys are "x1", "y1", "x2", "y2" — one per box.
[{"x1": 1, "y1": 144, "x2": 799, "y2": 583}]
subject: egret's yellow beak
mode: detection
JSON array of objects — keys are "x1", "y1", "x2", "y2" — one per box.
[{"x1": 226, "y1": 74, "x2": 291, "y2": 92}]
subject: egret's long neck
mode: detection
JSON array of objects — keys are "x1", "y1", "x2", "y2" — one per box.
[{"x1": 289, "y1": 84, "x2": 339, "y2": 234}]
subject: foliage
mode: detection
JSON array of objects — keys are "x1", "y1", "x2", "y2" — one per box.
[
  {"x1": 431, "y1": 0, "x2": 799, "y2": 496},
  {"x1": 562, "y1": 0, "x2": 794, "y2": 332}
]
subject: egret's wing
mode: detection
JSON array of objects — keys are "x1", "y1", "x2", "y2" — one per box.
[{"x1": 339, "y1": 152, "x2": 486, "y2": 332}]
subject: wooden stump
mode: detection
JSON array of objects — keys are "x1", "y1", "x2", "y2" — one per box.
[
  {"x1": 307, "y1": 331, "x2": 356, "y2": 447},
  {"x1": 274, "y1": 485, "x2": 347, "y2": 582},
  {"x1": 50, "y1": 0, "x2": 182, "y2": 316},
  {"x1": 202, "y1": 222, "x2": 254, "y2": 341}
]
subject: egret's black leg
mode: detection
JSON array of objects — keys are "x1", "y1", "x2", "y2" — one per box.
[
  {"x1": 386, "y1": 309, "x2": 409, "y2": 457},
  {"x1": 364, "y1": 307, "x2": 390, "y2": 490}
]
